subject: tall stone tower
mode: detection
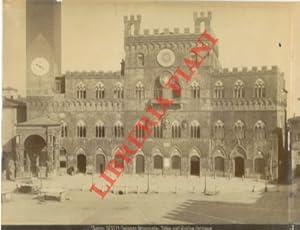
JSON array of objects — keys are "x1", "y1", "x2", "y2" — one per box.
[{"x1": 26, "y1": 0, "x2": 61, "y2": 97}]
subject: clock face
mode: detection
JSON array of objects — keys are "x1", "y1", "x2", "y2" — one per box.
[
  {"x1": 160, "y1": 71, "x2": 172, "y2": 88},
  {"x1": 30, "y1": 57, "x2": 50, "y2": 76},
  {"x1": 157, "y1": 49, "x2": 175, "y2": 67}
]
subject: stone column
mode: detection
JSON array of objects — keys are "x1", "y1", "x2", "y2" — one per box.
[
  {"x1": 47, "y1": 144, "x2": 54, "y2": 175},
  {"x1": 54, "y1": 143, "x2": 60, "y2": 172},
  {"x1": 15, "y1": 145, "x2": 24, "y2": 178}
]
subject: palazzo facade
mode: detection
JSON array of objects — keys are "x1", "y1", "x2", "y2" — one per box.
[{"x1": 14, "y1": 0, "x2": 287, "y2": 179}]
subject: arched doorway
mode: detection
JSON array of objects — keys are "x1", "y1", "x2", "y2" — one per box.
[
  {"x1": 234, "y1": 157, "x2": 244, "y2": 177},
  {"x1": 96, "y1": 154, "x2": 105, "y2": 174},
  {"x1": 59, "y1": 148, "x2": 67, "y2": 169},
  {"x1": 136, "y1": 155, "x2": 145, "y2": 174},
  {"x1": 215, "y1": 156, "x2": 225, "y2": 175},
  {"x1": 190, "y1": 156, "x2": 200, "y2": 176},
  {"x1": 77, "y1": 154, "x2": 86, "y2": 173},
  {"x1": 171, "y1": 155, "x2": 181, "y2": 170},
  {"x1": 254, "y1": 158, "x2": 265, "y2": 176},
  {"x1": 24, "y1": 135, "x2": 47, "y2": 177},
  {"x1": 153, "y1": 155, "x2": 163, "y2": 170}
]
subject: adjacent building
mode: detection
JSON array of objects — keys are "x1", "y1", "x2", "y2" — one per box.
[
  {"x1": 2, "y1": 88, "x2": 26, "y2": 179},
  {"x1": 289, "y1": 116, "x2": 300, "y2": 178}
]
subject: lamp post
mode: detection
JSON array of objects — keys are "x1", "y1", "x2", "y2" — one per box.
[{"x1": 203, "y1": 169, "x2": 207, "y2": 194}]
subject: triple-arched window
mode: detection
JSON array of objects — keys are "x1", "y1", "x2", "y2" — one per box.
[
  {"x1": 76, "y1": 120, "x2": 86, "y2": 138},
  {"x1": 76, "y1": 82, "x2": 86, "y2": 99},
  {"x1": 135, "y1": 123, "x2": 145, "y2": 139},
  {"x1": 172, "y1": 121, "x2": 181, "y2": 138},
  {"x1": 190, "y1": 120, "x2": 200, "y2": 138},
  {"x1": 153, "y1": 124, "x2": 163, "y2": 138},
  {"x1": 214, "y1": 120, "x2": 225, "y2": 140},
  {"x1": 136, "y1": 81, "x2": 145, "y2": 99},
  {"x1": 96, "y1": 82, "x2": 105, "y2": 99},
  {"x1": 114, "y1": 82, "x2": 124, "y2": 99},
  {"x1": 254, "y1": 120, "x2": 266, "y2": 140},
  {"x1": 114, "y1": 121, "x2": 124, "y2": 138},
  {"x1": 254, "y1": 79, "x2": 265, "y2": 98},
  {"x1": 191, "y1": 81, "x2": 200, "y2": 99},
  {"x1": 214, "y1": 81, "x2": 224, "y2": 98},
  {"x1": 234, "y1": 120, "x2": 245, "y2": 140},
  {"x1": 95, "y1": 120, "x2": 105, "y2": 138},
  {"x1": 233, "y1": 80, "x2": 245, "y2": 98}
]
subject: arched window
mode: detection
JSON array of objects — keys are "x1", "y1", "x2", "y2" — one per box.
[
  {"x1": 154, "y1": 77, "x2": 163, "y2": 98},
  {"x1": 172, "y1": 121, "x2": 181, "y2": 138},
  {"x1": 114, "y1": 121, "x2": 124, "y2": 138},
  {"x1": 234, "y1": 120, "x2": 245, "y2": 140},
  {"x1": 95, "y1": 120, "x2": 105, "y2": 138},
  {"x1": 76, "y1": 120, "x2": 86, "y2": 138},
  {"x1": 233, "y1": 80, "x2": 245, "y2": 98},
  {"x1": 254, "y1": 79, "x2": 265, "y2": 98},
  {"x1": 254, "y1": 120, "x2": 266, "y2": 140},
  {"x1": 214, "y1": 120, "x2": 225, "y2": 140},
  {"x1": 96, "y1": 82, "x2": 105, "y2": 99},
  {"x1": 114, "y1": 82, "x2": 124, "y2": 99},
  {"x1": 214, "y1": 81, "x2": 224, "y2": 99},
  {"x1": 76, "y1": 82, "x2": 86, "y2": 99},
  {"x1": 172, "y1": 81, "x2": 181, "y2": 99},
  {"x1": 190, "y1": 120, "x2": 200, "y2": 138},
  {"x1": 61, "y1": 121, "x2": 68, "y2": 138},
  {"x1": 136, "y1": 81, "x2": 144, "y2": 99},
  {"x1": 171, "y1": 155, "x2": 181, "y2": 169},
  {"x1": 153, "y1": 124, "x2": 163, "y2": 138},
  {"x1": 137, "y1": 53, "x2": 144, "y2": 66},
  {"x1": 153, "y1": 155, "x2": 163, "y2": 169},
  {"x1": 191, "y1": 81, "x2": 200, "y2": 99}
]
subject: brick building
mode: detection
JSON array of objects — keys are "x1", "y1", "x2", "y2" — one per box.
[
  {"x1": 289, "y1": 116, "x2": 300, "y2": 178},
  {"x1": 2, "y1": 88, "x2": 26, "y2": 179},
  {"x1": 14, "y1": 0, "x2": 287, "y2": 179}
]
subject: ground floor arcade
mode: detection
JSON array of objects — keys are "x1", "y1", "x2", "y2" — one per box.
[{"x1": 58, "y1": 146, "x2": 275, "y2": 179}]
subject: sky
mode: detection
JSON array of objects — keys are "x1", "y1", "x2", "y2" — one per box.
[{"x1": 3, "y1": 0, "x2": 300, "y2": 117}]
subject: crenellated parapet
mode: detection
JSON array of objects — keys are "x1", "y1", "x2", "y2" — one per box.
[
  {"x1": 124, "y1": 15, "x2": 142, "y2": 36},
  {"x1": 64, "y1": 70, "x2": 121, "y2": 79},
  {"x1": 193, "y1": 11, "x2": 212, "y2": 33},
  {"x1": 124, "y1": 12, "x2": 212, "y2": 38},
  {"x1": 123, "y1": 12, "x2": 219, "y2": 67},
  {"x1": 211, "y1": 66, "x2": 279, "y2": 77}
]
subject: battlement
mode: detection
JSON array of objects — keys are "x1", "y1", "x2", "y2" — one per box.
[
  {"x1": 124, "y1": 12, "x2": 213, "y2": 37},
  {"x1": 212, "y1": 66, "x2": 279, "y2": 76},
  {"x1": 123, "y1": 15, "x2": 142, "y2": 24},
  {"x1": 141, "y1": 27, "x2": 195, "y2": 36},
  {"x1": 193, "y1": 11, "x2": 212, "y2": 22},
  {"x1": 65, "y1": 71, "x2": 121, "y2": 78}
]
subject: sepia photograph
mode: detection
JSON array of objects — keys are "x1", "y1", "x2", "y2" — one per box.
[{"x1": 2, "y1": 0, "x2": 300, "y2": 228}]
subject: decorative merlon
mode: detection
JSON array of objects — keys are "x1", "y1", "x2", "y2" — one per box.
[{"x1": 211, "y1": 66, "x2": 279, "y2": 76}]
